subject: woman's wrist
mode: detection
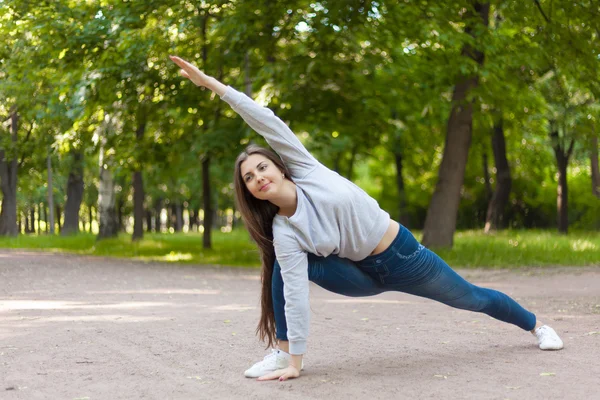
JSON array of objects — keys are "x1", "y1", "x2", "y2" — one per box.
[
  {"x1": 289, "y1": 354, "x2": 303, "y2": 370},
  {"x1": 205, "y1": 76, "x2": 227, "y2": 97}
]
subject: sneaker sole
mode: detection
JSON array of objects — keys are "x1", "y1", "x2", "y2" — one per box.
[{"x1": 244, "y1": 365, "x2": 304, "y2": 378}]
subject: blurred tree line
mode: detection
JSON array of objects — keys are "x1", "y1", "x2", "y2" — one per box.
[{"x1": 0, "y1": 0, "x2": 598, "y2": 248}]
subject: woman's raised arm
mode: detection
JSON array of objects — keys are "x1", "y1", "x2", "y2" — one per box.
[
  {"x1": 169, "y1": 55, "x2": 227, "y2": 97},
  {"x1": 169, "y1": 55, "x2": 319, "y2": 178}
]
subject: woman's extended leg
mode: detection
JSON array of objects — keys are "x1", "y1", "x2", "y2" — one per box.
[
  {"x1": 391, "y1": 248, "x2": 536, "y2": 330},
  {"x1": 357, "y1": 225, "x2": 562, "y2": 349}
]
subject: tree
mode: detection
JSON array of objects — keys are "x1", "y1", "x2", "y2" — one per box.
[
  {"x1": 0, "y1": 108, "x2": 19, "y2": 235},
  {"x1": 97, "y1": 116, "x2": 119, "y2": 239},
  {"x1": 422, "y1": 2, "x2": 490, "y2": 248},
  {"x1": 62, "y1": 150, "x2": 85, "y2": 235},
  {"x1": 484, "y1": 114, "x2": 511, "y2": 232}
]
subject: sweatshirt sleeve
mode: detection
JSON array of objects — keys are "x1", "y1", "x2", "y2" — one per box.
[
  {"x1": 273, "y1": 230, "x2": 310, "y2": 355},
  {"x1": 220, "y1": 86, "x2": 318, "y2": 179}
]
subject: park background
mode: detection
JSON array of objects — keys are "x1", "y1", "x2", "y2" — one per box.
[{"x1": 0, "y1": 0, "x2": 599, "y2": 267}]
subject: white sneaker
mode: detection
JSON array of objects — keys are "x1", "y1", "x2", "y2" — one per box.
[
  {"x1": 535, "y1": 325, "x2": 564, "y2": 350},
  {"x1": 244, "y1": 349, "x2": 303, "y2": 378}
]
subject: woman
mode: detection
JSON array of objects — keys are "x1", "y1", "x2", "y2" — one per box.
[{"x1": 169, "y1": 55, "x2": 563, "y2": 382}]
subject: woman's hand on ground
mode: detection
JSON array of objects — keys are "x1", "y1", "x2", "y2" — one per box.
[
  {"x1": 169, "y1": 55, "x2": 212, "y2": 87},
  {"x1": 257, "y1": 366, "x2": 300, "y2": 381}
]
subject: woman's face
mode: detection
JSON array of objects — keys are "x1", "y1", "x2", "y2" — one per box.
[{"x1": 240, "y1": 154, "x2": 284, "y2": 200}]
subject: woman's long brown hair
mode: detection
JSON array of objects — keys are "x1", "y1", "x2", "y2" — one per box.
[{"x1": 234, "y1": 144, "x2": 292, "y2": 348}]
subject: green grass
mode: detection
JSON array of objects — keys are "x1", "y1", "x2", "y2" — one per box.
[
  {"x1": 428, "y1": 230, "x2": 600, "y2": 268},
  {"x1": 1, "y1": 229, "x2": 598, "y2": 268},
  {"x1": 0, "y1": 229, "x2": 260, "y2": 267}
]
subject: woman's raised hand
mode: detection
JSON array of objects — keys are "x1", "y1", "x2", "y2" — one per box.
[
  {"x1": 169, "y1": 55, "x2": 227, "y2": 97},
  {"x1": 169, "y1": 55, "x2": 212, "y2": 87}
]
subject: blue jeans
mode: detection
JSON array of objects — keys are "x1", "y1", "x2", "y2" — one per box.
[{"x1": 272, "y1": 225, "x2": 536, "y2": 341}]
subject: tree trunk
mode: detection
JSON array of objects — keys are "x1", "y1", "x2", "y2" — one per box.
[
  {"x1": 551, "y1": 129, "x2": 574, "y2": 234},
  {"x1": 198, "y1": 13, "x2": 221, "y2": 247},
  {"x1": 422, "y1": 79, "x2": 478, "y2": 246},
  {"x1": 117, "y1": 198, "x2": 125, "y2": 232},
  {"x1": 194, "y1": 207, "x2": 201, "y2": 231},
  {"x1": 132, "y1": 171, "x2": 144, "y2": 239},
  {"x1": 484, "y1": 116, "x2": 512, "y2": 232},
  {"x1": 24, "y1": 211, "x2": 30, "y2": 234},
  {"x1": 188, "y1": 208, "x2": 195, "y2": 232},
  {"x1": 422, "y1": 2, "x2": 489, "y2": 248},
  {"x1": 171, "y1": 204, "x2": 178, "y2": 232},
  {"x1": 30, "y1": 207, "x2": 35, "y2": 233},
  {"x1": 183, "y1": 205, "x2": 189, "y2": 231},
  {"x1": 167, "y1": 203, "x2": 177, "y2": 232},
  {"x1": 56, "y1": 205, "x2": 62, "y2": 232},
  {"x1": 175, "y1": 202, "x2": 183, "y2": 232},
  {"x1": 391, "y1": 112, "x2": 410, "y2": 228},
  {"x1": 231, "y1": 206, "x2": 238, "y2": 231},
  {"x1": 202, "y1": 156, "x2": 212, "y2": 248},
  {"x1": 194, "y1": 207, "x2": 202, "y2": 232},
  {"x1": 97, "y1": 141, "x2": 119, "y2": 239},
  {"x1": 132, "y1": 111, "x2": 147, "y2": 241},
  {"x1": 154, "y1": 199, "x2": 162, "y2": 233},
  {"x1": 482, "y1": 151, "x2": 492, "y2": 202},
  {"x1": 212, "y1": 192, "x2": 219, "y2": 230},
  {"x1": 47, "y1": 151, "x2": 55, "y2": 234},
  {"x1": 43, "y1": 204, "x2": 48, "y2": 234},
  {"x1": 37, "y1": 203, "x2": 41, "y2": 233},
  {"x1": 591, "y1": 135, "x2": 600, "y2": 199},
  {"x1": 145, "y1": 209, "x2": 153, "y2": 233},
  {"x1": 166, "y1": 204, "x2": 172, "y2": 230},
  {"x1": 62, "y1": 151, "x2": 85, "y2": 235},
  {"x1": 88, "y1": 205, "x2": 93, "y2": 232},
  {"x1": 394, "y1": 151, "x2": 410, "y2": 228},
  {"x1": 0, "y1": 107, "x2": 19, "y2": 236},
  {"x1": 556, "y1": 161, "x2": 569, "y2": 234}
]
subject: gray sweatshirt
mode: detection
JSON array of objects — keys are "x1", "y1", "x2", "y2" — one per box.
[{"x1": 221, "y1": 87, "x2": 390, "y2": 355}]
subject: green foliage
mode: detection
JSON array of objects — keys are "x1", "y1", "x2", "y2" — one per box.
[{"x1": 2, "y1": 0, "x2": 599, "y2": 248}]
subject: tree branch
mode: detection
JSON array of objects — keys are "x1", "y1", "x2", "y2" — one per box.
[
  {"x1": 567, "y1": 138, "x2": 575, "y2": 159},
  {"x1": 17, "y1": 124, "x2": 34, "y2": 168},
  {"x1": 534, "y1": 0, "x2": 551, "y2": 23}
]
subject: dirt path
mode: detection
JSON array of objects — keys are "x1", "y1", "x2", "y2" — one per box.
[{"x1": 1, "y1": 251, "x2": 599, "y2": 399}]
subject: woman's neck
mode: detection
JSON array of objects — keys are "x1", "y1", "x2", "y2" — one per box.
[{"x1": 274, "y1": 180, "x2": 298, "y2": 217}]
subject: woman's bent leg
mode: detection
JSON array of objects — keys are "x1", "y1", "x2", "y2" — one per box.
[
  {"x1": 272, "y1": 254, "x2": 383, "y2": 341},
  {"x1": 358, "y1": 225, "x2": 536, "y2": 332}
]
